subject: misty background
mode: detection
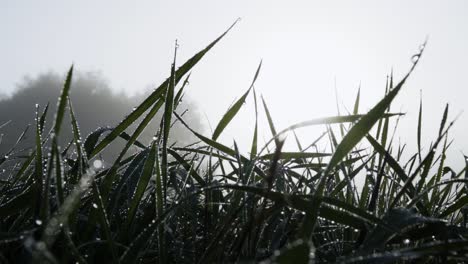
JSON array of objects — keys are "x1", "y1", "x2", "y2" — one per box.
[
  {"x1": 0, "y1": 71, "x2": 202, "y2": 162},
  {"x1": 1, "y1": 1, "x2": 468, "y2": 168}
]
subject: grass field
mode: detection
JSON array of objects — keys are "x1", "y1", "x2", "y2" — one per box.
[{"x1": 1, "y1": 22, "x2": 468, "y2": 263}]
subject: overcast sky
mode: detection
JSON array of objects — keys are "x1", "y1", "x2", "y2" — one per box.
[{"x1": 2, "y1": 1, "x2": 468, "y2": 168}]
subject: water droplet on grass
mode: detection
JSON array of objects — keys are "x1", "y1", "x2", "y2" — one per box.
[{"x1": 93, "y1": 159, "x2": 103, "y2": 169}]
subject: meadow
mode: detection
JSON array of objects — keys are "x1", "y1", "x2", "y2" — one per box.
[{"x1": 1, "y1": 22, "x2": 468, "y2": 263}]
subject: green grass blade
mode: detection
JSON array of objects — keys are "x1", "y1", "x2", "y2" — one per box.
[
  {"x1": 89, "y1": 20, "x2": 238, "y2": 158},
  {"x1": 353, "y1": 87, "x2": 360, "y2": 115},
  {"x1": 261, "y1": 95, "x2": 279, "y2": 148},
  {"x1": 250, "y1": 88, "x2": 258, "y2": 160},
  {"x1": 68, "y1": 98, "x2": 87, "y2": 185},
  {"x1": 123, "y1": 142, "x2": 157, "y2": 235},
  {"x1": 212, "y1": 61, "x2": 261, "y2": 141},
  {"x1": 417, "y1": 92, "x2": 422, "y2": 162},
  {"x1": 53, "y1": 65, "x2": 73, "y2": 135}
]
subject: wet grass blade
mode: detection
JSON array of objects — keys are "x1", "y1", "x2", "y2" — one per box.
[
  {"x1": 68, "y1": 98, "x2": 88, "y2": 185},
  {"x1": 353, "y1": 87, "x2": 360, "y2": 115},
  {"x1": 53, "y1": 65, "x2": 73, "y2": 135},
  {"x1": 212, "y1": 61, "x2": 261, "y2": 141},
  {"x1": 250, "y1": 88, "x2": 258, "y2": 160},
  {"x1": 89, "y1": 20, "x2": 238, "y2": 158},
  {"x1": 439, "y1": 104, "x2": 449, "y2": 137},
  {"x1": 417, "y1": 92, "x2": 423, "y2": 162},
  {"x1": 35, "y1": 104, "x2": 45, "y2": 221},
  {"x1": 123, "y1": 142, "x2": 157, "y2": 236},
  {"x1": 261, "y1": 95, "x2": 279, "y2": 148}
]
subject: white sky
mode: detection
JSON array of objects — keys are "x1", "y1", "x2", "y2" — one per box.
[{"x1": 2, "y1": 0, "x2": 468, "y2": 168}]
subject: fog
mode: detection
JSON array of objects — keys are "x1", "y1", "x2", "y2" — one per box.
[{"x1": 0, "y1": 71, "x2": 202, "y2": 162}]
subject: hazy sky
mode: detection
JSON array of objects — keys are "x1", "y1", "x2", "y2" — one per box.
[{"x1": 2, "y1": 1, "x2": 468, "y2": 167}]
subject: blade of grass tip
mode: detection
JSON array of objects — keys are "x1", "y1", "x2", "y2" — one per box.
[
  {"x1": 353, "y1": 85, "x2": 360, "y2": 115},
  {"x1": 89, "y1": 19, "x2": 239, "y2": 158},
  {"x1": 334, "y1": 79, "x2": 348, "y2": 138},
  {"x1": 417, "y1": 90, "x2": 422, "y2": 162},
  {"x1": 174, "y1": 72, "x2": 191, "y2": 109},
  {"x1": 68, "y1": 98, "x2": 88, "y2": 185},
  {"x1": 212, "y1": 60, "x2": 262, "y2": 141},
  {"x1": 250, "y1": 88, "x2": 258, "y2": 160},
  {"x1": 301, "y1": 43, "x2": 426, "y2": 241},
  {"x1": 439, "y1": 104, "x2": 449, "y2": 137},
  {"x1": 375, "y1": 76, "x2": 389, "y2": 141},
  {"x1": 53, "y1": 65, "x2": 73, "y2": 136},
  {"x1": 261, "y1": 95, "x2": 280, "y2": 148},
  {"x1": 39, "y1": 103, "x2": 49, "y2": 134},
  {"x1": 42, "y1": 65, "x2": 73, "y2": 214}
]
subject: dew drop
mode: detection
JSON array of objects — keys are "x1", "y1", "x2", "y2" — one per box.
[{"x1": 93, "y1": 159, "x2": 103, "y2": 169}]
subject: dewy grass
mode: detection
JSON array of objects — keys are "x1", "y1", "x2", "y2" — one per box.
[{"x1": 1, "y1": 23, "x2": 468, "y2": 263}]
